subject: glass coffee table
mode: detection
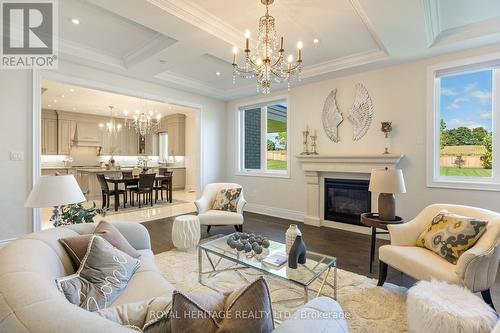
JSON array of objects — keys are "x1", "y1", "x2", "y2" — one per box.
[{"x1": 198, "y1": 233, "x2": 337, "y2": 305}]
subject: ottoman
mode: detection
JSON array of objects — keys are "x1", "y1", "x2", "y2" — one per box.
[
  {"x1": 407, "y1": 280, "x2": 497, "y2": 333},
  {"x1": 172, "y1": 215, "x2": 201, "y2": 250}
]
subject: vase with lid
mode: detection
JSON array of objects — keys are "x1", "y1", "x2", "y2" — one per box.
[{"x1": 285, "y1": 224, "x2": 302, "y2": 254}]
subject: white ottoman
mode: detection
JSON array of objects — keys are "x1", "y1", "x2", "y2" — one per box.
[
  {"x1": 407, "y1": 280, "x2": 497, "y2": 333},
  {"x1": 172, "y1": 215, "x2": 201, "y2": 250}
]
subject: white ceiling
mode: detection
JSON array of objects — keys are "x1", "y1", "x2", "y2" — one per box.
[
  {"x1": 56, "y1": 0, "x2": 500, "y2": 100},
  {"x1": 41, "y1": 80, "x2": 196, "y2": 117}
]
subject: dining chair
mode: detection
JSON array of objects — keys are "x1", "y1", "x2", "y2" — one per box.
[
  {"x1": 121, "y1": 170, "x2": 137, "y2": 198},
  {"x1": 154, "y1": 169, "x2": 173, "y2": 202},
  {"x1": 131, "y1": 173, "x2": 156, "y2": 208},
  {"x1": 96, "y1": 173, "x2": 127, "y2": 209}
]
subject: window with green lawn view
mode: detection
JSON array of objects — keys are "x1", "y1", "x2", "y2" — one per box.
[
  {"x1": 239, "y1": 101, "x2": 288, "y2": 175},
  {"x1": 431, "y1": 60, "x2": 499, "y2": 188}
]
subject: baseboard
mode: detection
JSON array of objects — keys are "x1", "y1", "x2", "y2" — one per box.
[
  {"x1": 321, "y1": 220, "x2": 390, "y2": 240},
  {"x1": 0, "y1": 238, "x2": 15, "y2": 248},
  {"x1": 244, "y1": 203, "x2": 305, "y2": 222}
]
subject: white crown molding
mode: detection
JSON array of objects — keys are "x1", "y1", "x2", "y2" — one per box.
[
  {"x1": 123, "y1": 33, "x2": 177, "y2": 69},
  {"x1": 154, "y1": 70, "x2": 227, "y2": 99},
  {"x1": 422, "y1": 0, "x2": 500, "y2": 47},
  {"x1": 349, "y1": 0, "x2": 388, "y2": 55},
  {"x1": 59, "y1": 38, "x2": 126, "y2": 70},
  {"x1": 147, "y1": 0, "x2": 245, "y2": 49}
]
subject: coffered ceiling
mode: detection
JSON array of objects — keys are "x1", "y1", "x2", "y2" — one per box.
[{"x1": 58, "y1": 0, "x2": 500, "y2": 100}]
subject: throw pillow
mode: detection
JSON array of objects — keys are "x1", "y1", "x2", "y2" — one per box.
[
  {"x1": 60, "y1": 220, "x2": 141, "y2": 269},
  {"x1": 96, "y1": 297, "x2": 172, "y2": 333},
  {"x1": 416, "y1": 210, "x2": 488, "y2": 264},
  {"x1": 170, "y1": 277, "x2": 274, "y2": 333},
  {"x1": 56, "y1": 235, "x2": 140, "y2": 311},
  {"x1": 211, "y1": 188, "x2": 242, "y2": 213}
]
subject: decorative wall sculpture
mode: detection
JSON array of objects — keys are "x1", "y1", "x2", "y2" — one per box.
[
  {"x1": 348, "y1": 83, "x2": 373, "y2": 141},
  {"x1": 322, "y1": 89, "x2": 344, "y2": 143}
]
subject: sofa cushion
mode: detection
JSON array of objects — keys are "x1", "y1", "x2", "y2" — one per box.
[
  {"x1": 59, "y1": 220, "x2": 141, "y2": 269},
  {"x1": 416, "y1": 211, "x2": 488, "y2": 264},
  {"x1": 198, "y1": 210, "x2": 244, "y2": 226},
  {"x1": 170, "y1": 277, "x2": 274, "y2": 333},
  {"x1": 211, "y1": 188, "x2": 242, "y2": 212},
  {"x1": 56, "y1": 236, "x2": 140, "y2": 311},
  {"x1": 379, "y1": 245, "x2": 462, "y2": 283}
]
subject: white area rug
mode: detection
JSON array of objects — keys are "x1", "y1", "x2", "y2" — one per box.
[{"x1": 155, "y1": 249, "x2": 408, "y2": 332}]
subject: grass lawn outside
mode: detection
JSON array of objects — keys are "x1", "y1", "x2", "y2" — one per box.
[
  {"x1": 440, "y1": 167, "x2": 492, "y2": 177},
  {"x1": 267, "y1": 159, "x2": 287, "y2": 170}
]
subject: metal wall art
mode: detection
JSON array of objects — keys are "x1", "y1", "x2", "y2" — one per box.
[
  {"x1": 347, "y1": 83, "x2": 373, "y2": 141},
  {"x1": 322, "y1": 89, "x2": 344, "y2": 143}
]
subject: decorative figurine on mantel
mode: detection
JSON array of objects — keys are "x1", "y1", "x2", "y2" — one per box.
[
  {"x1": 300, "y1": 128, "x2": 310, "y2": 155},
  {"x1": 381, "y1": 121, "x2": 393, "y2": 154},
  {"x1": 309, "y1": 130, "x2": 319, "y2": 155}
]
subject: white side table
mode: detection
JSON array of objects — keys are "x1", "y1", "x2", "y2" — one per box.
[{"x1": 172, "y1": 215, "x2": 201, "y2": 250}]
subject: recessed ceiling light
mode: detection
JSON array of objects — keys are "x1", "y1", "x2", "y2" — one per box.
[
  {"x1": 216, "y1": 72, "x2": 221, "y2": 76},
  {"x1": 69, "y1": 88, "x2": 74, "y2": 92},
  {"x1": 61, "y1": 94, "x2": 65, "y2": 98},
  {"x1": 71, "y1": 18, "x2": 80, "y2": 25},
  {"x1": 54, "y1": 99, "x2": 58, "y2": 103},
  {"x1": 313, "y1": 38, "x2": 319, "y2": 44},
  {"x1": 159, "y1": 59, "x2": 167, "y2": 64},
  {"x1": 168, "y1": 106, "x2": 172, "y2": 109},
  {"x1": 47, "y1": 104, "x2": 52, "y2": 107},
  {"x1": 72, "y1": 107, "x2": 76, "y2": 111}
]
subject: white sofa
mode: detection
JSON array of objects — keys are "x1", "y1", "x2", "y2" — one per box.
[
  {"x1": 0, "y1": 222, "x2": 347, "y2": 333},
  {"x1": 195, "y1": 183, "x2": 247, "y2": 233},
  {"x1": 378, "y1": 204, "x2": 500, "y2": 308}
]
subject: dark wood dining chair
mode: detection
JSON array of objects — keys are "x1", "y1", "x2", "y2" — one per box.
[
  {"x1": 131, "y1": 173, "x2": 156, "y2": 208},
  {"x1": 121, "y1": 171, "x2": 137, "y2": 198},
  {"x1": 154, "y1": 169, "x2": 173, "y2": 202},
  {"x1": 96, "y1": 173, "x2": 127, "y2": 209}
]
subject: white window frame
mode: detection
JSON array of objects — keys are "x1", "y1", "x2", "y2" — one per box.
[
  {"x1": 427, "y1": 53, "x2": 500, "y2": 191},
  {"x1": 236, "y1": 95, "x2": 290, "y2": 178}
]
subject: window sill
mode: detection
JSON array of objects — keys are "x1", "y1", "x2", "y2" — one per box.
[
  {"x1": 427, "y1": 179, "x2": 500, "y2": 192},
  {"x1": 235, "y1": 171, "x2": 290, "y2": 179}
]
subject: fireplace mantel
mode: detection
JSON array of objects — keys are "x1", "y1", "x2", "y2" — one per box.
[
  {"x1": 296, "y1": 154, "x2": 404, "y2": 174},
  {"x1": 296, "y1": 154, "x2": 405, "y2": 227}
]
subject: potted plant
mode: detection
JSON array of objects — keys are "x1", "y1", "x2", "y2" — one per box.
[{"x1": 51, "y1": 201, "x2": 106, "y2": 227}]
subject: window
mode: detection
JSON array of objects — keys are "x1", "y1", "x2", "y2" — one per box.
[
  {"x1": 238, "y1": 100, "x2": 289, "y2": 177},
  {"x1": 428, "y1": 56, "x2": 500, "y2": 190}
]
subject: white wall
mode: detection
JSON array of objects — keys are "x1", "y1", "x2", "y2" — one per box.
[
  {"x1": 0, "y1": 60, "x2": 226, "y2": 242},
  {"x1": 185, "y1": 111, "x2": 199, "y2": 192},
  {"x1": 225, "y1": 44, "x2": 500, "y2": 223}
]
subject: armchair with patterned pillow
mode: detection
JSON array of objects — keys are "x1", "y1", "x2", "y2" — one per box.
[
  {"x1": 377, "y1": 204, "x2": 500, "y2": 309},
  {"x1": 195, "y1": 183, "x2": 247, "y2": 233}
]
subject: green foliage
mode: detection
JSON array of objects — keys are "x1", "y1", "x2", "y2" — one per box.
[
  {"x1": 275, "y1": 131, "x2": 287, "y2": 149},
  {"x1": 482, "y1": 132, "x2": 493, "y2": 169},
  {"x1": 267, "y1": 139, "x2": 276, "y2": 151},
  {"x1": 51, "y1": 202, "x2": 106, "y2": 227}
]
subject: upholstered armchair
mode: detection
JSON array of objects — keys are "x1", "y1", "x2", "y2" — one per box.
[
  {"x1": 195, "y1": 183, "x2": 247, "y2": 233},
  {"x1": 378, "y1": 204, "x2": 500, "y2": 308}
]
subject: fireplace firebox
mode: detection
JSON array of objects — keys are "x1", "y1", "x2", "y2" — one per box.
[{"x1": 324, "y1": 178, "x2": 371, "y2": 226}]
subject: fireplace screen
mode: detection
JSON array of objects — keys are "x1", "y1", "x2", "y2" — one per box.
[{"x1": 324, "y1": 178, "x2": 371, "y2": 225}]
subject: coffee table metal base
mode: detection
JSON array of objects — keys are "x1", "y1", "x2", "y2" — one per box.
[{"x1": 198, "y1": 247, "x2": 337, "y2": 306}]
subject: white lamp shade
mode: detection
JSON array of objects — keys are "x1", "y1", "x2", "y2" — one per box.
[
  {"x1": 25, "y1": 175, "x2": 86, "y2": 208},
  {"x1": 369, "y1": 168, "x2": 406, "y2": 194}
]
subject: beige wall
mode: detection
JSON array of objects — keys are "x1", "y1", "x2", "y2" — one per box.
[
  {"x1": 225, "y1": 44, "x2": 500, "y2": 222},
  {"x1": 0, "y1": 61, "x2": 226, "y2": 242}
]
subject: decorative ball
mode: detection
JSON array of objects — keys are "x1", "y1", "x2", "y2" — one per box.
[
  {"x1": 227, "y1": 238, "x2": 234, "y2": 246},
  {"x1": 262, "y1": 239, "x2": 270, "y2": 248},
  {"x1": 251, "y1": 242, "x2": 259, "y2": 250},
  {"x1": 229, "y1": 240, "x2": 238, "y2": 249},
  {"x1": 233, "y1": 233, "x2": 241, "y2": 240},
  {"x1": 240, "y1": 233, "x2": 249, "y2": 239},
  {"x1": 244, "y1": 243, "x2": 252, "y2": 253},
  {"x1": 236, "y1": 242, "x2": 245, "y2": 251},
  {"x1": 249, "y1": 233, "x2": 256, "y2": 238},
  {"x1": 254, "y1": 246, "x2": 263, "y2": 254},
  {"x1": 248, "y1": 236, "x2": 255, "y2": 243}
]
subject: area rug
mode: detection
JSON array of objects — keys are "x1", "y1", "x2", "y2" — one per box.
[
  {"x1": 105, "y1": 198, "x2": 189, "y2": 216},
  {"x1": 155, "y1": 248, "x2": 408, "y2": 332}
]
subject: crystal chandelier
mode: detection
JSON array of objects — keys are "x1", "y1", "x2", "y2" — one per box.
[
  {"x1": 103, "y1": 105, "x2": 122, "y2": 136},
  {"x1": 232, "y1": 0, "x2": 303, "y2": 94},
  {"x1": 124, "y1": 101, "x2": 161, "y2": 137}
]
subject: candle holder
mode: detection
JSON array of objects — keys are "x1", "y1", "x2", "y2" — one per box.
[
  {"x1": 381, "y1": 122, "x2": 393, "y2": 154},
  {"x1": 300, "y1": 131, "x2": 310, "y2": 155},
  {"x1": 309, "y1": 135, "x2": 318, "y2": 155}
]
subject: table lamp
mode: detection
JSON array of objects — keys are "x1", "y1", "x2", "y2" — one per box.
[
  {"x1": 369, "y1": 168, "x2": 406, "y2": 221},
  {"x1": 25, "y1": 175, "x2": 86, "y2": 227}
]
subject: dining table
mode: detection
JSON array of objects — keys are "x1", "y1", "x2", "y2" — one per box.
[{"x1": 105, "y1": 174, "x2": 173, "y2": 211}]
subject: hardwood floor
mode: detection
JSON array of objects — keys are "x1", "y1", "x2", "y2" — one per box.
[{"x1": 142, "y1": 211, "x2": 499, "y2": 307}]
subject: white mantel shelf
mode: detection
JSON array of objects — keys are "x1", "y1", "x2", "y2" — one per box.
[
  {"x1": 295, "y1": 154, "x2": 404, "y2": 227},
  {"x1": 296, "y1": 154, "x2": 404, "y2": 174}
]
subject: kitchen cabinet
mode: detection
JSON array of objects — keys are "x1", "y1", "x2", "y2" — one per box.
[
  {"x1": 58, "y1": 119, "x2": 74, "y2": 155},
  {"x1": 126, "y1": 128, "x2": 139, "y2": 155},
  {"x1": 171, "y1": 168, "x2": 186, "y2": 190},
  {"x1": 41, "y1": 168, "x2": 69, "y2": 176},
  {"x1": 145, "y1": 132, "x2": 158, "y2": 156},
  {"x1": 41, "y1": 112, "x2": 58, "y2": 155},
  {"x1": 160, "y1": 114, "x2": 185, "y2": 156}
]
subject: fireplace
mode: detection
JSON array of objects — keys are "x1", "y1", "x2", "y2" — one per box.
[{"x1": 324, "y1": 178, "x2": 371, "y2": 226}]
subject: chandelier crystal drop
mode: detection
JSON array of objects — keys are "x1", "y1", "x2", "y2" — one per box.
[
  {"x1": 123, "y1": 100, "x2": 162, "y2": 137},
  {"x1": 232, "y1": 0, "x2": 303, "y2": 94}
]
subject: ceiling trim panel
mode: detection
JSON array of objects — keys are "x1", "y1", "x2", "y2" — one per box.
[
  {"x1": 123, "y1": 33, "x2": 178, "y2": 69},
  {"x1": 154, "y1": 70, "x2": 227, "y2": 99},
  {"x1": 59, "y1": 38, "x2": 126, "y2": 70}
]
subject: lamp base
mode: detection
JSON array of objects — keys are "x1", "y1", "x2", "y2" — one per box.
[{"x1": 378, "y1": 193, "x2": 396, "y2": 221}]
